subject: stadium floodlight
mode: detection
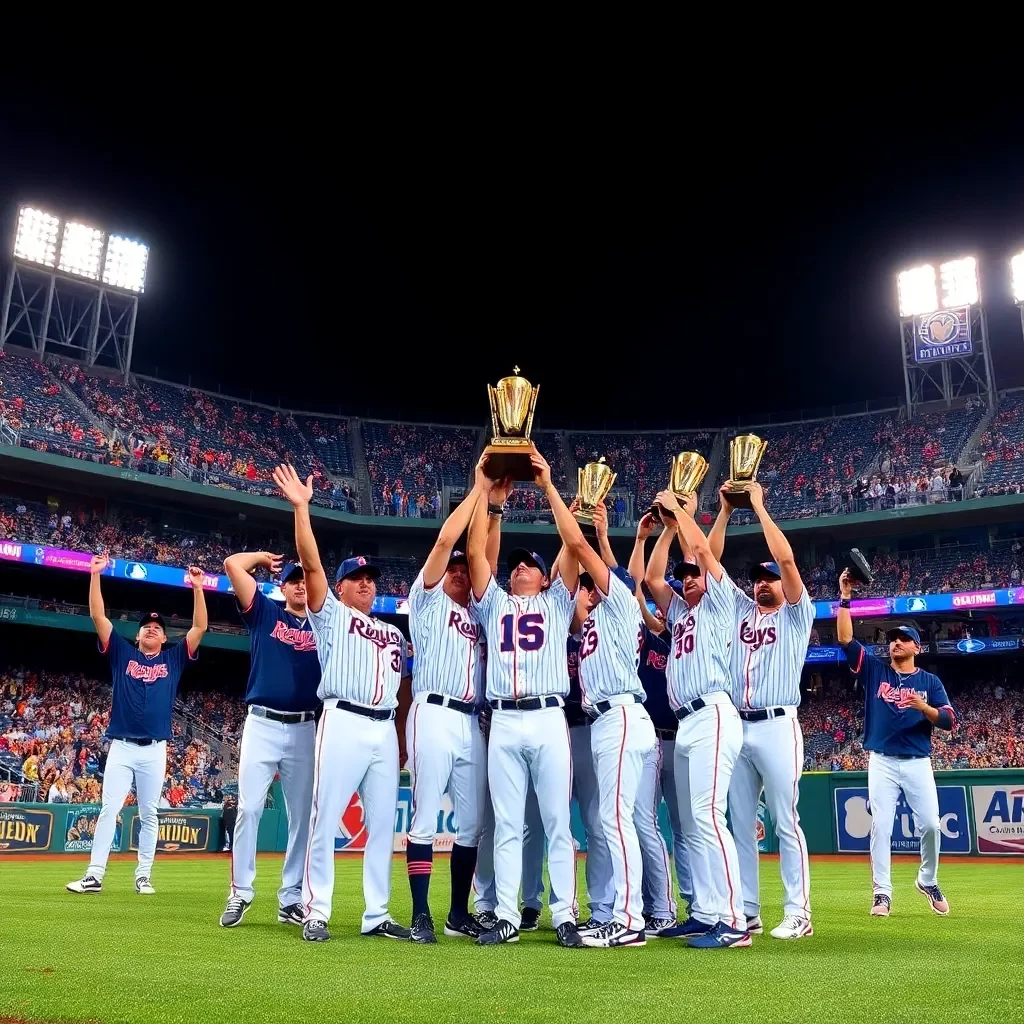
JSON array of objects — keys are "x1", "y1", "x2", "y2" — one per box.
[
  {"x1": 102, "y1": 234, "x2": 149, "y2": 293},
  {"x1": 939, "y1": 256, "x2": 979, "y2": 309},
  {"x1": 897, "y1": 264, "x2": 937, "y2": 317},
  {"x1": 57, "y1": 220, "x2": 105, "y2": 281},
  {"x1": 1012, "y1": 251, "x2": 1024, "y2": 304},
  {"x1": 13, "y1": 205, "x2": 60, "y2": 268}
]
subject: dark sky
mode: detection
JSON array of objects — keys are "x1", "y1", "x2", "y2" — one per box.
[{"x1": 2, "y1": 93, "x2": 1023, "y2": 429}]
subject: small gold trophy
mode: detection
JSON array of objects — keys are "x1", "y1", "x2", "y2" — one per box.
[
  {"x1": 649, "y1": 452, "x2": 709, "y2": 520},
  {"x1": 575, "y1": 457, "x2": 617, "y2": 525},
  {"x1": 483, "y1": 367, "x2": 540, "y2": 480},
  {"x1": 724, "y1": 433, "x2": 768, "y2": 509}
]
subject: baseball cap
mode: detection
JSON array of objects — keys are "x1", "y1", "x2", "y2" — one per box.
[
  {"x1": 447, "y1": 550, "x2": 468, "y2": 569},
  {"x1": 886, "y1": 624, "x2": 922, "y2": 645},
  {"x1": 749, "y1": 560, "x2": 782, "y2": 582},
  {"x1": 673, "y1": 559, "x2": 701, "y2": 580},
  {"x1": 610, "y1": 565, "x2": 636, "y2": 592},
  {"x1": 335, "y1": 556, "x2": 381, "y2": 583},
  {"x1": 506, "y1": 548, "x2": 549, "y2": 578},
  {"x1": 279, "y1": 562, "x2": 304, "y2": 584},
  {"x1": 139, "y1": 611, "x2": 166, "y2": 631}
]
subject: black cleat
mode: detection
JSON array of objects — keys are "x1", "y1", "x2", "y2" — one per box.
[
  {"x1": 475, "y1": 910, "x2": 498, "y2": 931},
  {"x1": 220, "y1": 895, "x2": 251, "y2": 927},
  {"x1": 520, "y1": 906, "x2": 541, "y2": 931},
  {"x1": 475, "y1": 919, "x2": 520, "y2": 945},
  {"x1": 555, "y1": 922, "x2": 584, "y2": 947},
  {"x1": 278, "y1": 903, "x2": 303, "y2": 925},
  {"x1": 410, "y1": 912, "x2": 437, "y2": 944},
  {"x1": 444, "y1": 914, "x2": 484, "y2": 938},
  {"x1": 302, "y1": 919, "x2": 330, "y2": 942},
  {"x1": 363, "y1": 919, "x2": 412, "y2": 939}
]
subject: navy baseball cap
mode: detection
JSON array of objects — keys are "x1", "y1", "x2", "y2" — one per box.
[
  {"x1": 673, "y1": 559, "x2": 701, "y2": 579},
  {"x1": 335, "y1": 556, "x2": 381, "y2": 583},
  {"x1": 750, "y1": 560, "x2": 782, "y2": 582},
  {"x1": 886, "y1": 624, "x2": 922, "y2": 645},
  {"x1": 279, "y1": 562, "x2": 304, "y2": 584},
  {"x1": 506, "y1": 548, "x2": 548, "y2": 578},
  {"x1": 139, "y1": 611, "x2": 166, "y2": 630},
  {"x1": 447, "y1": 550, "x2": 468, "y2": 569}
]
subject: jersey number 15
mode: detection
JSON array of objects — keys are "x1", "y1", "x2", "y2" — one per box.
[{"x1": 499, "y1": 613, "x2": 545, "y2": 652}]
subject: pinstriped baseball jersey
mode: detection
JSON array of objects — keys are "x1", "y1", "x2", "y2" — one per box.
[
  {"x1": 578, "y1": 571, "x2": 645, "y2": 706},
  {"x1": 408, "y1": 569, "x2": 486, "y2": 701},
  {"x1": 727, "y1": 581, "x2": 813, "y2": 709},
  {"x1": 662, "y1": 571, "x2": 734, "y2": 708},
  {"x1": 307, "y1": 589, "x2": 408, "y2": 708},
  {"x1": 471, "y1": 575, "x2": 575, "y2": 700}
]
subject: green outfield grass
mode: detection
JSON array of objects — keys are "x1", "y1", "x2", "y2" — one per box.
[{"x1": 1, "y1": 855, "x2": 1020, "y2": 1024}]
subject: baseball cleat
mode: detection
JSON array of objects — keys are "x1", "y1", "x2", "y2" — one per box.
[
  {"x1": 577, "y1": 917, "x2": 612, "y2": 937},
  {"x1": 555, "y1": 922, "x2": 584, "y2": 948},
  {"x1": 643, "y1": 916, "x2": 679, "y2": 938},
  {"x1": 363, "y1": 919, "x2": 412, "y2": 940},
  {"x1": 520, "y1": 906, "x2": 541, "y2": 931},
  {"x1": 135, "y1": 876, "x2": 156, "y2": 895},
  {"x1": 686, "y1": 922, "x2": 752, "y2": 948},
  {"x1": 916, "y1": 881, "x2": 950, "y2": 916},
  {"x1": 302, "y1": 919, "x2": 330, "y2": 942},
  {"x1": 66, "y1": 875, "x2": 102, "y2": 894},
  {"x1": 870, "y1": 894, "x2": 891, "y2": 917},
  {"x1": 220, "y1": 895, "x2": 251, "y2": 927},
  {"x1": 580, "y1": 922, "x2": 646, "y2": 947},
  {"x1": 278, "y1": 903, "x2": 303, "y2": 925},
  {"x1": 444, "y1": 914, "x2": 484, "y2": 938},
  {"x1": 770, "y1": 914, "x2": 813, "y2": 939},
  {"x1": 675, "y1": 917, "x2": 713, "y2": 937},
  {"x1": 475, "y1": 910, "x2": 499, "y2": 931},
  {"x1": 746, "y1": 915, "x2": 763, "y2": 934},
  {"x1": 410, "y1": 912, "x2": 437, "y2": 944},
  {"x1": 475, "y1": 919, "x2": 520, "y2": 945},
  {"x1": 650, "y1": 922, "x2": 694, "y2": 939}
]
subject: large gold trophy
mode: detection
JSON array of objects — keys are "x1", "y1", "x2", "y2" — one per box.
[
  {"x1": 483, "y1": 367, "x2": 540, "y2": 481},
  {"x1": 575, "y1": 457, "x2": 617, "y2": 525},
  {"x1": 649, "y1": 451, "x2": 708, "y2": 520},
  {"x1": 723, "y1": 433, "x2": 768, "y2": 509}
]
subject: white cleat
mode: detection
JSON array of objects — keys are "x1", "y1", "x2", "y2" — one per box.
[
  {"x1": 66, "y1": 875, "x2": 102, "y2": 894},
  {"x1": 746, "y1": 915, "x2": 764, "y2": 935},
  {"x1": 770, "y1": 914, "x2": 812, "y2": 939},
  {"x1": 579, "y1": 921, "x2": 646, "y2": 947},
  {"x1": 135, "y1": 876, "x2": 156, "y2": 895}
]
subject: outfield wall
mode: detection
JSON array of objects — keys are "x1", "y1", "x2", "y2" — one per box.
[{"x1": 2, "y1": 771, "x2": 1021, "y2": 857}]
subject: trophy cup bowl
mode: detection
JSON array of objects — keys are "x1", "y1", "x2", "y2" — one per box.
[
  {"x1": 724, "y1": 433, "x2": 768, "y2": 509},
  {"x1": 648, "y1": 452, "x2": 708, "y2": 520},
  {"x1": 575, "y1": 457, "x2": 617, "y2": 526},
  {"x1": 482, "y1": 367, "x2": 540, "y2": 481}
]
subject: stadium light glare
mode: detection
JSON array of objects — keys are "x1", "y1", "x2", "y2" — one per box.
[
  {"x1": 898, "y1": 264, "x2": 937, "y2": 317},
  {"x1": 57, "y1": 220, "x2": 105, "y2": 281},
  {"x1": 102, "y1": 234, "x2": 149, "y2": 293},
  {"x1": 13, "y1": 205, "x2": 60, "y2": 268},
  {"x1": 939, "y1": 256, "x2": 979, "y2": 309},
  {"x1": 1012, "y1": 251, "x2": 1024, "y2": 304}
]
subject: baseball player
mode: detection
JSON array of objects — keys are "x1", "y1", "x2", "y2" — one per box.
[
  {"x1": 646, "y1": 491, "x2": 750, "y2": 948},
  {"x1": 272, "y1": 463, "x2": 411, "y2": 942},
  {"x1": 467, "y1": 451, "x2": 583, "y2": 947},
  {"x1": 405, "y1": 461, "x2": 510, "y2": 943},
  {"x1": 219, "y1": 554, "x2": 321, "y2": 928},
  {"x1": 837, "y1": 573, "x2": 955, "y2": 917},
  {"x1": 709, "y1": 481, "x2": 814, "y2": 939},
  {"x1": 67, "y1": 554, "x2": 207, "y2": 896}
]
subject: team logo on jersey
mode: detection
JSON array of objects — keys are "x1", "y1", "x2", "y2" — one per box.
[
  {"x1": 739, "y1": 620, "x2": 777, "y2": 651},
  {"x1": 270, "y1": 619, "x2": 317, "y2": 652},
  {"x1": 334, "y1": 793, "x2": 368, "y2": 850},
  {"x1": 447, "y1": 609, "x2": 482, "y2": 643},
  {"x1": 348, "y1": 617, "x2": 402, "y2": 649},
  {"x1": 125, "y1": 660, "x2": 169, "y2": 682},
  {"x1": 876, "y1": 680, "x2": 926, "y2": 707},
  {"x1": 645, "y1": 648, "x2": 668, "y2": 672}
]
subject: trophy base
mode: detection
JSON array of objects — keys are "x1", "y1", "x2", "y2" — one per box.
[
  {"x1": 647, "y1": 502, "x2": 676, "y2": 521},
  {"x1": 574, "y1": 509, "x2": 599, "y2": 540},
  {"x1": 724, "y1": 481, "x2": 753, "y2": 509},
  {"x1": 483, "y1": 440, "x2": 538, "y2": 482}
]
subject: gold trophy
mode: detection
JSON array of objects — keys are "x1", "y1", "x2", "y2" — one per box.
[
  {"x1": 649, "y1": 452, "x2": 708, "y2": 520},
  {"x1": 723, "y1": 433, "x2": 768, "y2": 509},
  {"x1": 575, "y1": 457, "x2": 617, "y2": 525},
  {"x1": 483, "y1": 367, "x2": 540, "y2": 481}
]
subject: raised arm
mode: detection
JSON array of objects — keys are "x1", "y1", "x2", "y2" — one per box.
[
  {"x1": 747, "y1": 482, "x2": 803, "y2": 604},
  {"x1": 644, "y1": 512, "x2": 676, "y2": 612},
  {"x1": 88, "y1": 553, "x2": 113, "y2": 648},
  {"x1": 837, "y1": 569, "x2": 854, "y2": 645},
  {"x1": 594, "y1": 502, "x2": 617, "y2": 567},
  {"x1": 223, "y1": 551, "x2": 283, "y2": 610},
  {"x1": 272, "y1": 463, "x2": 326, "y2": 614},
  {"x1": 534, "y1": 451, "x2": 595, "y2": 594},
  {"x1": 707, "y1": 484, "x2": 734, "y2": 562},
  {"x1": 467, "y1": 486, "x2": 492, "y2": 600},
  {"x1": 629, "y1": 513, "x2": 662, "y2": 633},
  {"x1": 185, "y1": 566, "x2": 209, "y2": 652},
  {"x1": 657, "y1": 490, "x2": 723, "y2": 582},
  {"x1": 486, "y1": 475, "x2": 512, "y2": 577},
  {"x1": 422, "y1": 456, "x2": 493, "y2": 587}
]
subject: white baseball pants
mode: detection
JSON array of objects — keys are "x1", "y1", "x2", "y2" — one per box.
[
  {"x1": 728, "y1": 708, "x2": 811, "y2": 920},
  {"x1": 655, "y1": 736, "x2": 693, "y2": 903},
  {"x1": 868, "y1": 752, "x2": 941, "y2": 897},
  {"x1": 570, "y1": 723, "x2": 615, "y2": 921},
  {"x1": 674, "y1": 694, "x2": 744, "y2": 929},
  {"x1": 230, "y1": 710, "x2": 315, "y2": 906},
  {"x1": 473, "y1": 781, "x2": 545, "y2": 912},
  {"x1": 590, "y1": 701, "x2": 657, "y2": 931},
  {"x1": 88, "y1": 739, "x2": 166, "y2": 881},
  {"x1": 636, "y1": 735, "x2": 677, "y2": 920},
  {"x1": 488, "y1": 706, "x2": 578, "y2": 929},
  {"x1": 301, "y1": 706, "x2": 398, "y2": 931}
]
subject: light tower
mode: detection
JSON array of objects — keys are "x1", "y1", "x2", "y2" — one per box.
[
  {"x1": 896, "y1": 256, "x2": 995, "y2": 414},
  {"x1": 0, "y1": 205, "x2": 149, "y2": 379}
]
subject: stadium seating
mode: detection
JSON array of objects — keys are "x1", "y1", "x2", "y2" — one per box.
[
  {"x1": 972, "y1": 390, "x2": 1024, "y2": 489},
  {"x1": 296, "y1": 416, "x2": 354, "y2": 476}
]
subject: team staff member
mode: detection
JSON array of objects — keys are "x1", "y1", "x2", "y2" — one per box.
[
  {"x1": 837, "y1": 571, "x2": 955, "y2": 917},
  {"x1": 219, "y1": 554, "x2": 321, "y2": 928},
  {"x1": 67, "y1": 554, "x2": 207, "y2": 896},
  {"x1": 272, "y1": 463, "x2": 411, "y2": 943},
  {"x1": 709, "y1": 481, "x2": 814, "y2": 940}
]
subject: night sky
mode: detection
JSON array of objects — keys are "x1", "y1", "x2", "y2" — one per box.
[{"x1": 2, "y1": 94, "x2": 1023, "y2": 429}]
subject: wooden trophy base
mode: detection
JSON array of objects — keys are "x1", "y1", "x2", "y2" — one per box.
[
  {"x1": 483, "y1": 440, "x2": 538, "y2": 481},
  {"x1": 724, "y1": 481, "x2": 753, "y2": 509}
]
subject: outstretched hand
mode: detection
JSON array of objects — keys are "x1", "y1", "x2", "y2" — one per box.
[
  {"x1": 90, "y1": 553, "x2": 109, "y2": 576},
  {"x1": 530, "y1": 452, "x2": 552, "y2": 489},
  {"x1": 272, "y1": 463, "x2": 313, "y2": 507}
]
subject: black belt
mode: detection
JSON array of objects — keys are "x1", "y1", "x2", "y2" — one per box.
[
  {"x1": 250, "y1": 706, "x2": 316, "y2": 724},
  {"x1": 885, "y1": 753, "x2": 927, "y2": 761},
  {"x1": 739, "y1": 707, "x2": 788, "y2": 722},
  {"x1": 332, "y1": 700, "x2": 396, "y2": 722},
  {"x1": 489, "y1": 696, "x2": 564, "y2": 711},
  {"x1": 593, "y1": 694, "x2": 644, "y2": 717},
  {"x1": 116, "y1": 737, "x2": 155, "y2": 746},
  {"x1": 425, "y1": 693, "x2": 476, "y2": 715},
  {"x1": 675, "y1": 698, "x2": 706, "y2": 721},
  {"x1": 655, "y1": 727, "x2": 677, "y2": 741}
]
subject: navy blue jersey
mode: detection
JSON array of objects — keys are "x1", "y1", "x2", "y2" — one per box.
[
  {"x1": 239, "y1": 590, "x2": 321, "y2": 712},
  {"x1": 639, "y1": 628, "x2": 675, "y2": 732},
  {"x1": 845, "y1": 639, "x2": 956, "y2": 758},
  {"x1": 103, "y1": 630, "x2": 196, "y2": 741},
  {"x1": 565, "y1": 634, "x2": 588, "y2": 727}
]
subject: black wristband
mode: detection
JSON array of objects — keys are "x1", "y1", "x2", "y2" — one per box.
[
  {"x1": 839, "y1": 598, "x2": 851, "y2": 608},
  {"x1": 487, "y1": 503, "x2": 504, "y2": 516}
]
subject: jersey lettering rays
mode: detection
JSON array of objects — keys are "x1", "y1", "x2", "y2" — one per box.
[{"x1": 577, "y1": 571, "x2": 645, "y2": 706}]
